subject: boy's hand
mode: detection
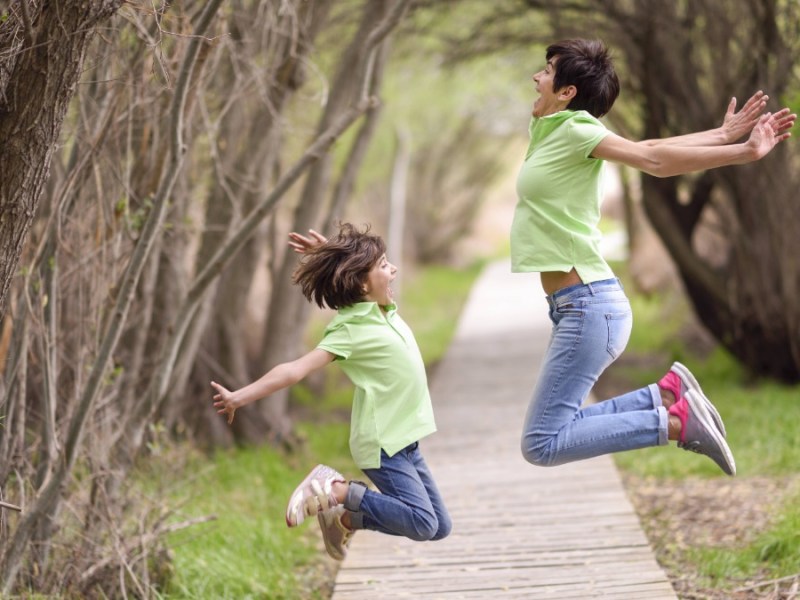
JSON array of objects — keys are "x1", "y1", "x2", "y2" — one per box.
[
  {"x1": 211, "y1": 381, "x2": 238, "y2": 425},
  {"x1": 288, "y1": 229, "x2": 328, "y2": 254}
]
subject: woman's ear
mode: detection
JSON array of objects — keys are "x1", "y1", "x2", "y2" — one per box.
[{"x1": 558, "y1": 85, "x2": 577, "y2": 102}]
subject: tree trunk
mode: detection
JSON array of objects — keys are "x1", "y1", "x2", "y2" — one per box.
[
  {"x1": 628, "y1": 0, "x2": 800, "y2": 380},
  {"x1": 0, "y1": 0, "x2": 220, "y2": 590},
  {"x1": 0, "y1": 0, "x2": 124, "y2": 322}
]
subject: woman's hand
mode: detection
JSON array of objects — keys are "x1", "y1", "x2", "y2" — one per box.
[
  {"x1": 745, "y1": 111, "x2": 795, "y2": 160},
  {"x1": 288, "y1": 229, "x2": 328, "y2": 254},
  {"x1": 211, "y1": 381, "x2": 239, "y2": 425},
  {"x1": 720, "y1": 91, "x2": 768, "y2": 144},
  {"x1": 768, "y1": 107, "x2": 797, "y2": 138}
]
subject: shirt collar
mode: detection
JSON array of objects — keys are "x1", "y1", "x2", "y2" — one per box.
[{"x1": 337, "y1": 301, "x2": 398, "y2": 318}]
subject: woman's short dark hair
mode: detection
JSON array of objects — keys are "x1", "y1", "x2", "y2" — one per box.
[
  {"x1": 546, "y1": 39, "x2": 620, "y2": 118},
  {"x1": 292, "y1": 222, "x2": 386, "y2": 309}
]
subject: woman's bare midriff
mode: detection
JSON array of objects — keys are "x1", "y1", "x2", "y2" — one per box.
[{"x1": 540, "y1": 269, "x2": 583, "y2": 296}]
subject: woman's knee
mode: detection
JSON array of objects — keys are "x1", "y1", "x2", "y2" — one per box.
[{"x1": 520, "y1": 436, "x2": 556, "y2": 467}]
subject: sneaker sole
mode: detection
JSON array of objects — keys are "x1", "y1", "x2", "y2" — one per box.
[
  {"x1": 318, "y1": 510, "x2": 346, "y2": 561},
  {"x1": 685, "y1": 391, "x2": 736, "y2": 476},
  {"x1": 672, "y1": 362, "x2": 726, "y2": 437}
]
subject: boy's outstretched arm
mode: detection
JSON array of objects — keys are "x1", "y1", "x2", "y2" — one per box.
[
  {"x1": 211, "y1": 348, "x2": 335, "y2": 424},
  {"x1": 288, "y1": 229, "x2": 328, "y2": 254}
]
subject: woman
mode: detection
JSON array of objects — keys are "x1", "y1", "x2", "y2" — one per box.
[{"x1": 514, "y1": 39, "x2": 796, "y2": 475}]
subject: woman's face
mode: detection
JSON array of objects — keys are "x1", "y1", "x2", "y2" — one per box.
[
  {"x1": 363, "y1": 254, "x2": 397, "y2": 307},
  {"x1": 531, "y1": 58, "x2": 571, "y2": 117}
]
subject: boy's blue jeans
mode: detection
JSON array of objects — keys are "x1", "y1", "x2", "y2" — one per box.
[
  {"x1": 344, "y1": 442, "x2": 451, "y2": 541},
  {"x1": 521, "y1": 278, "x2": 669, "y2": 467}
]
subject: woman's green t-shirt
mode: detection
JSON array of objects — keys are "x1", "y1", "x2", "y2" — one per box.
[{"x1": 511, "y1": 109, "x2": 614, "y2": 283}]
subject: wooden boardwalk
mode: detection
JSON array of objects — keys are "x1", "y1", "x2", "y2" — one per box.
[{"x1": 331, "y1": 261, "x2": 677, "y2": 599}]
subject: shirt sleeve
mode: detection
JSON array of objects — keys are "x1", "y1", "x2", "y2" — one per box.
[
  {"x1": 316, "y1": 323, "x2": 352, "y2": 360},
  {"x1": 568, "y1": 113, "x2": 610, "y2": 158}
]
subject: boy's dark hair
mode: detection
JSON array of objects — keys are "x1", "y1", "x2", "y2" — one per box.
[
  {"x1": 292, "y1": 222, "x2": 386, "y2": 309},
  {"x1": 546, "y1": 39, "x2": 619, "y2": 118}
]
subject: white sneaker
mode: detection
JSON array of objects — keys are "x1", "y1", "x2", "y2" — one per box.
[
  {"x1": 318, "y1": 505, "x2": 354, "y2": 561},
  {"x1": 285, "y1": 464, "x2": 345, "y2": 527}
]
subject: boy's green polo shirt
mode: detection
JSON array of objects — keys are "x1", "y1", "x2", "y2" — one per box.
[
  {"x1": 317, "y1": 302, "x2": 436, "y2": 469},
  {"x1": 511, "y1": 109, "x2": 614, "y2": 284}
]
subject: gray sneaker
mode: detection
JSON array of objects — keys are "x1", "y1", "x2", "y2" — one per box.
[
  {"x1": 671, "y1": 361, "x2": 726, "y2": 437},
  {"x1": 680, "y1": 390, "x2": 736, "y2": 476},
  {"x1": 318, "y1": 505, "x2": 354, "y2": 561}
]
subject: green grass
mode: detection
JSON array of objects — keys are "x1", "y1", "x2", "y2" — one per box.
[
  {"x1": 607, "y1": 262, "x2": 800, "y2": 590},
  {"x1": 158, "y1": 260, "x2": 485, "y2": 598},
  {"x1": 162, "y1": 444, "x2": 335, "y2": 599},
  {"x1": 689, "y1": 493, "x2": 800, "y2": 587}
]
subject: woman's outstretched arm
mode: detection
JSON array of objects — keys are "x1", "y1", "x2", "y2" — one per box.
[{"x1": 593, "y1": 109, "x2": 795, "y2": 178}]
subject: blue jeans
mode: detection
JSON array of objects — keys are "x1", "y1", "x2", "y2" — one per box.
[
  {"x1": 344, "y1": 442, "x2": 452, "y2": 542},
  {"x1": 521, "y1": 278, "x2": 669, "y2": 467}
]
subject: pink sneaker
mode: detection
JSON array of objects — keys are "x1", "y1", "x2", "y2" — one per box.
[
  {"x1": 286, "y1": 464, "x2": 345, "y2": 527},
  {"x1": 671, "y1": 390, "x2": 736, "y2": 476},
  {"x1": 659, "y1": 362, "x2": 726, "y2": 437},
  {"x1": 318, "y1": 505, "x2": 354, "y2": 560}
]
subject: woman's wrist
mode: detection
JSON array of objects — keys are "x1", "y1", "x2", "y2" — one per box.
[{"x1": 717, "y1": 127, "x2": 734, "y2": 145}]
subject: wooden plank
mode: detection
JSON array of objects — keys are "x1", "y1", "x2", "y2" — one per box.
[{"x1": 331, "y1": 262, "x2": 676, "y2": 599}]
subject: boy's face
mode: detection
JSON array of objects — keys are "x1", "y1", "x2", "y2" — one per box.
[{"x1": 363, "y1": 254, "x2": 397, "y2": 307}]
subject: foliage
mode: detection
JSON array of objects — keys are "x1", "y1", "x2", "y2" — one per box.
[{"x1": 341, "y1": 22, "x2": 533, "y2": 262}]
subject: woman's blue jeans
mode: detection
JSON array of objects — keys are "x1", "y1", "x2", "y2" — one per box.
[
  {"x1": 344, "y1": 442, "x2": 452, "y2": 541},
  {"x1": 521, "y1": 278, "x2": 669, "y2": 467}
]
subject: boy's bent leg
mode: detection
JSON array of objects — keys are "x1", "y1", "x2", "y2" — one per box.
[
  {"x1": 345, "y1": 444, "x2": 443, "y2": 541},
  {"x1": 407, "y1": 444, "x2": 451, "y2": 540}
]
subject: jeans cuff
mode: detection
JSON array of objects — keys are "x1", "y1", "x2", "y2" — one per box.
[
  {"x1": 657, "y1": 405, "x2": 669, "y2": 446},
  {"x1": 344, "y1": 480, "x2": 368, "y2": 530},
  {"x1": 647, "y1": 382, "x2": 662, "y2": 408},
  {"x1": 648, "y1": 383, "x2": 669, "y2": 445}
]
